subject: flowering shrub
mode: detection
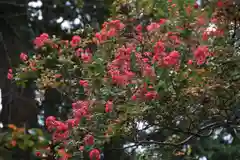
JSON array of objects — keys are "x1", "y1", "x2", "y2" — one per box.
[{"x1": 7, "y1": 0, "x2": 240, "y2": 159}]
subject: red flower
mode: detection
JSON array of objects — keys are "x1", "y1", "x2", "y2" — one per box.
[
  {"x1": 35, "y1": 151, "x2": 41, "y2": 157},
  {"x1": 20, "y1": 52, "x2": 28, "y2": 61},
  {"x1": 40, "y1": 33, "x2": 49, "y2": 39},
  {"x1": 8, "y1": 69, "x2": 12, "y2": 73},
  {"x1": 81, "y1": 53, "x2": 92, "y2": 63},
  {"x1": 79, "y1": 146, "x2": 84, "y2": 151},
  {"x1": 135, "y1": 24, "x2": 142, "y2": 32},
  {"x1": 75, "y1": 48, "x2": 84, "y2": 57},
  {"x1": 79, "y1": 80, "x2": 88, "y2": 87},
  {"x1": 55, "y1": 74, "x2": 62, "y2": 79},
  {"x1": 105, "y1": 100, "x2": 113, "y2": 113},
  {"x1": 217, "y1": 0, "x2": 223, "y2": 8},
  {"x1": 131, "y1": 95, "x2": 137, "y2": 101},
  {"x1": 187, "y1": 59, "x2": 193, "y2": 65},
  {"x1": 70, "y1": 35, "x2": 81, "y2": 47},
  {"x1": 7, "y1": 73, "x2": 13, "y2": 80},
  {"x1": 33, "y1": 33, "x2": 49, "y2": 48},
  {"x1": 154, "y1": 41, "x2": 165, "y2": 54},
  {"x1": 202, "y1": 31, "x2": 208, "y2": 41},
  {"x1": 45, "y1": 116, "x2": 56, "y2": 131},
  {"x1": 84, "y1": 134, "x2": 94, "y2": 146},
  {"x1": 163, "y1": 51, "x2": 180, "y2": 66},
  {"x1": 11, "y1": 140, "x2": 16, "y2": 147},
  {"x1": 194, "y1": 46, "x2": 209, "y2": 65},
  {"x1": 66, "y1": 118, "x2": 78, "y2": 128},
  {"x1": 193, "y1": 3, "x2": 199, "y2": 9},
  {"x1": 89, "y1": 149, "x2": 100, "y2": 160},
  {"x1": 145, "y1": 91, "x2": 158, "y2": 100},
  {"x1": 146, "y1": 22, "x2": 160, "y2": 32},
  {"x1": 159, "y1": 18, "x2": 167, "y2": 25}
]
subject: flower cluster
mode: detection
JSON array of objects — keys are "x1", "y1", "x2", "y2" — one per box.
[
  {"x1": 33, "y1": 33, "x2": 49, "y2": 48},
  {"x1": 95, "y1": 20, "x2": 125, "y2": 43},
  {"x1": 11, "y1": 1, "x2": 229, "y2": 159}
]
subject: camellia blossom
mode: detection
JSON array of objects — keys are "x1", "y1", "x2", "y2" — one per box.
[
  {"x1": 33, "y1": 33, "x2": 49, "y2": 48},
  {"x1": 105, "y1": 100, "x2": 113, "y2": 113},
  {"x1": 194, "y1": 3, "x2": 199, "y2": 9},
  {"x1": 79, "y1": 80, "x2": 89, "y2": 87},
  {"x1": 35, "y1": 151, "x2": 41, "y2": 157},
  {"x1": 75, "y1": 48, "x2": 84, "y2": 57},
  {"x1": 81, "y1": 53, "x2": 92, "y2": 63},
  {"x1": 7, "y1": 68, "x2": 13, "y2": 80},
  {"x1": 8, "y1": 69, "x2": 12, "y2": 73},
  {"x1": 154, "y1": 41, "x2": 165, "y2": 55},
  {"x1": 66, "y1": 118, "x2": 79, "y2": 128},
  {"x1": 20, "y1": 52, "x2": 28, "y2": 61},
  {"x1": 89, "y1": 149, "x2": 101, "y2": 160},
  {"x1": 163, "y1": 50, "x2": 180, "y2": 66},
  {"x1": 84, "y1": 134, "x2": 94, "y2": 146},
  {"x1": 146, "y1": 22, "x2": 160, "y2": 32},
  {"x1": 187, "y1": 59, "x2": 193, "y2": 65},
  {"x1": 194, "y1": 46, "x2": 210, "y2": 65},
  {"x1": 7, "y1": 73, "x2": 13, "y2": 80},
  {"x1": 70, "y1": 35, "x2": 81, "y2": 47},
  {"x1": 159, "y1": 18, "x2": 167, "y2": 25},
  {"x1": 217, "y1": 0, "x2": 223, "y2": 7}
]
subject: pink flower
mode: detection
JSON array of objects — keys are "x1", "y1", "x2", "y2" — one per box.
[
  {"x1": 95, "y1": 32, "x2": 102, "y2": 41},
  {"x1": 84, "y1": 134, "x2": 94, "y2": 146},
  {"x1": 131, "y1": 95, "x2": 137, "y2": 101},
  {"x1": 146, "y1": 22, "x2": 160, "y2": 32},
  {"x1": 66, "y1": 119, "x2": 78, "y2": 128},
  {"x1": 217, "y1": 0, "x2": 223, "y2": 7},
  {"x1": 154, "y1": 41, "x2": 165, "y2": 54},
  {"x1": 89, "y1": 149, "x2": 100, "y2": 160},
  {"x1": 7, "y1": 73, "x2": 13, "y2": 80},
  {"x1": 45, "y1": 116, "x2": 56, "y2": 131},
  {"x1": 75, "y1": 48, "x2": 84, "y2": 57},
  {"x1": 79, "y1": 146, "x2": 84, "y2": 151},
  {"x1": 70, "y1": 35, "x2": 81, "y2": 47},
  {"x1": 20, "y1": 52, "x2": 28, "y2": 61},
  {"x1": 159, "y1": 18, "x2": 167, "y2": 25},
  {"x1": 55, "y1": 74, "x2": 62, "y2": 79},
  {"x1": 105, "y1": 100, "x2": 113, "y2": 113},
  {"x1": 145, "y1": 91, "x2": 158, "y2": 100},
  {"x1": 33, "y1": 33, "x2": 49, "y2": 48},
  {"x1": 194, "y1": 46, "x2": 209, "y2": 65},
  {"x1": 135, "y1": 24, "x2": 142, "y2": 32},
  {"x1": 40, "y1": 33, "x2": 49, "y2": 40},
  {"x1": 169, "y1": 50, "x2": 180, "y2": 59},
  {"x1": 8, "y1": 69, "x2": 12, "y2": 73},
  {"x1": 163, "y1": 51, "x2": 180, "y2": 66},
  {"x1": 202, "y1": 31, "x2": 209, "y2": 41},
  {"x1": 187, "y1": 59, "x2": 193, "y2": 65},
  {"x1": 79, "y1": 80, "x2": 88, "y2": 87},
  {"x1": 107, "y1": 28, "x2": 117, "y2": 37},
  {"x1": 81, "y1": 53, "x2": 92, "y2": 63}
]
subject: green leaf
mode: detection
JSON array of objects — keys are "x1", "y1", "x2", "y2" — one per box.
[
  {"x1": 28, "y1": 140, "x2": 34, "y2": 147},
  {"x1": 130, "y1": 52, "x2": 137, "y2": 72},
  {"x1": 84, "y1": 145, "x2": 93, "y2": 152},
  {"x1": 180, "y1": 29, "x2": 192, "y2": 38},
  {"x1": 156, "y1": 80, "x2": 167, "y2": 92}
]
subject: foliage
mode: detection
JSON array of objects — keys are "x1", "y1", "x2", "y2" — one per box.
[{"x1": 2, "y1": 0, "x2": 240, "y2": 160}]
